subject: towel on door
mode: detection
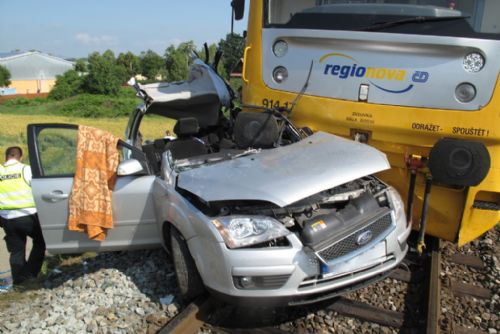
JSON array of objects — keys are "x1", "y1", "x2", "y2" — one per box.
[{"x1": 68, "y1": 125, "x2": 120, "y2": 241}]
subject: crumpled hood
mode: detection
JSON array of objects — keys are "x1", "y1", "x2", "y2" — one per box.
[{"x1": 177, "y1": 132, "x2": 390, "y2": 207}]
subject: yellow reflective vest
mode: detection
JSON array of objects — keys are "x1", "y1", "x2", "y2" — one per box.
[{"x1": 0, "y1": 162, "x2": 36, "y2": 210}]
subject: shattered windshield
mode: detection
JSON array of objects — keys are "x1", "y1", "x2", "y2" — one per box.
[{"x1": 264, "y1": 0, "x2": 500, "y2": 39}]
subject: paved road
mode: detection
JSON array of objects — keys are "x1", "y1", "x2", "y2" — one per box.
[
  {"x1": 0, "y1": 227, "x2": 33, "y2": 280},
  {"x1": 0, "y1": 228, "x2": 10, "y2": 279},
  {"x1": 0, "y1": 228, "x2": 10, "y2": 284}
]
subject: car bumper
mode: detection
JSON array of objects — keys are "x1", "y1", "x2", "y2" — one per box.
[{"x1": 189, "y1": 214, "x2": 411, "y2": 306}]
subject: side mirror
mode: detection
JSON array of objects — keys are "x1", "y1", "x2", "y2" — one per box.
[
  {"x1": 117, "y1": 159, "x2": 144, "y2": 176},
  {"x1": 232, "y1": 0, "x2": 245, "y2": 21}
]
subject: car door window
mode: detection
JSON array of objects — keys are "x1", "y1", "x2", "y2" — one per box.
[
  {"x1": 37, "y1": 128, "x2": 78, "y2": 177},
  {"x1": 30, "y1": 124, "x2": 150, "y2": 178}
]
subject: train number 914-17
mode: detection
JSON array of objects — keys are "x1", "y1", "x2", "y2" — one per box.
[{"x1": 262, "y1": 98, "x2": 292, "y2": 109}]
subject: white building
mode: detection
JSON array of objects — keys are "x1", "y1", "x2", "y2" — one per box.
[{"x1": 0, "y1": 51, "x2": 74, "y2": 94}]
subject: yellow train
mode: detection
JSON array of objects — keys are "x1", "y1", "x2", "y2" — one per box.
[{"x1": 235, "y1": 0, "x2": 499, "y2": 245}]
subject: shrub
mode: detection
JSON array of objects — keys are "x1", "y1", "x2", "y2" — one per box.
[
  {"x1": 117, "y1": 87, "x2": 137, "y2": 99},
  {"x1": 3, "y1": 97, "x2": 49, "y2": 106},
  {"x1": 83, "y1": 51, "x2": 126, "y2": 96},
  {"x1": 0, "y1": 65, "x2": 11, "y2": 87},
  {"x1": 58, "y1": 93, "x2": 138, "y2": 118},
  {"x1": 49, "y1": 70, "x2": 84, "y2": 100}
]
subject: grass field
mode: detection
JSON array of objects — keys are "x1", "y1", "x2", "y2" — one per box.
[
  {"x1": 0, "y1": 113, "x2": 174, "y2": 162},
  {"x1": 0, "y1": 81, "x2": 242, "y2": 160}
]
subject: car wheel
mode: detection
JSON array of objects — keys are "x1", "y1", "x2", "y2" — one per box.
[{"x1": 170, "y1": 226, "x2": 204, "y2": 302}]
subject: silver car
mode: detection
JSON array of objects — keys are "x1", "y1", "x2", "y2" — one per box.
[{"x1": 27, "y1": 58, "x2": 411, "y2": 305}]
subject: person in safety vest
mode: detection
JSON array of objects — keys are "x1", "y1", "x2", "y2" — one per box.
[{"x1": 0, "y1": 146, "x2": 45, "y2": 285}]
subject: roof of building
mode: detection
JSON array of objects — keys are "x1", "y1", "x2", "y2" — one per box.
[
  {"x1": 0, "y1": 51, "x2": 23, "y2": 58},
  {"x1": 0, "y1": 51, "x2": 74, "y2": 80}
]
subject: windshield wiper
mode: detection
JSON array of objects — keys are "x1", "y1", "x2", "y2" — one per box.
[
  {"x1": 362, "y1": 15, "x2": 469, "y2": 31},
  {"x1": 232, "y1": 148, "x2": 261, "y2": 159}
]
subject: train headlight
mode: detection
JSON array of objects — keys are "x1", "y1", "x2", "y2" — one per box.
[
  {"x1": 272, "y1": 66, "x2": 288, "y2": 83},
  {"x1": 455, "y1": 83, "x2": 476, "y2": 103},
  {"x1": 463, "y1": 52, "x2": 485, "y2": 73},
  {"x1": 273, "y1": 40, "x2": 288, "y2": 57}
]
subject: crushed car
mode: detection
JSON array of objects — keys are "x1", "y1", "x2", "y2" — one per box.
[{"x1": 27, "y1": 52, "x2": 411, "y2": 305}]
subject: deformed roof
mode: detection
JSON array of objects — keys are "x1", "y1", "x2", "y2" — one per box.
[{"x1": 0, "y1": 51, "x2": 74, "y2": 80}]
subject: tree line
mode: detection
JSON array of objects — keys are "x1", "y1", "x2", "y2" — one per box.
[{"x1": 48, "y1": 33, "x2": 244, "y2": 100}]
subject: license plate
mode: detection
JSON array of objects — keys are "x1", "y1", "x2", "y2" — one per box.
[{"x1": 321, "y1": 241, "x2": 386, "y2": 278}]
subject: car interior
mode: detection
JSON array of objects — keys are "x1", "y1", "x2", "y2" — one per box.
[{"x1": 139, "y1": 110, "x2": 282, "y2": 175}]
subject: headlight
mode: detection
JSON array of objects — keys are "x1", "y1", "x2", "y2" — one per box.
[
  {"x1": 455, "y1": 82, "x2": 476, "y2": 103},
  {"x1": 272, "y1": 66, "x2": 288, "y2": 83},
  {"x1": 463, "y1": 52, "x2": 485, "y2": 73},
  {"x1": 273, "y1": 40, "x2": 288, "y2": 57},
  {"x1": 386, "y1": 187, "x2": 405, "y2": 225},
  {"x1": 212, "y1": 216, "x2": 290, "y2": 249}
]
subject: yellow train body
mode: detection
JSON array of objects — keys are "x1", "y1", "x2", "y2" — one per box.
[{"x1": 241, "y1": 0, "x2": 499, "y2": 245}]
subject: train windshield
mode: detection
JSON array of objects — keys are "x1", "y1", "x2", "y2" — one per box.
[{"x1": 264, "y1": 0, "x2": 500, "y2": 39}]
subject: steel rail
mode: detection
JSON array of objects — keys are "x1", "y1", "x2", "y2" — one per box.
[
  {"x1": 158, "y1": 295, "x2": 214, "y2": 334},
  {"x1": 425, "y1": 236, "x2": 441, "y2": 334}
]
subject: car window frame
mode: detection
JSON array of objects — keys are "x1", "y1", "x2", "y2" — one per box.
[{"x1": 27, "y1": 123, "x2": 151, "y2": 179}]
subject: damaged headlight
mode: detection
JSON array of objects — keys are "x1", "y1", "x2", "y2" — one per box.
[
  {"x1": 212, "y1": 216, "x2": 290, "y2": 249},
  {"x1": 386, "y1": 187, "x2": 405, "y2": 224}
]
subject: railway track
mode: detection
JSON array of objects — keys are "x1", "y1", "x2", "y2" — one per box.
[
  {"x1": 158, "y1": 234, "x2": 496, "y2": 334},
  {"x1": 158, "y1": 296, "x2": 214, "y2": 334},
  {"x1": 439, "y1": 238, "x2": 498, "y2": 334}
]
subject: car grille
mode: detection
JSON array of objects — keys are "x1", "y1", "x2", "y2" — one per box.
[
  {"x1": 259, "y1": 275, "x2": 291, "y2": 288},
  {"x1": 316, "y1": 213, "x2": 393, "y2": 263}
]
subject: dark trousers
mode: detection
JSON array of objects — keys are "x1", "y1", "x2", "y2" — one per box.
[{"x1": 1, "y1": 214, "x2": 46, "y2": 284}]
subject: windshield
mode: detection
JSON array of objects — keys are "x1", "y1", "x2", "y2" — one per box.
[{"x1": 265, "y1": 0, "x2": 500, "y2": 38}]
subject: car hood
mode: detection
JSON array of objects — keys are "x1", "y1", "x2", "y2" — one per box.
[{"x1": 177, "y1": 132, "x2": 390, "y2": 207}]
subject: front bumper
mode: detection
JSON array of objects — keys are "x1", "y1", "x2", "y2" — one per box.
[{"x1": 189, "y1": 211, "x2": 412, "y2": 306}]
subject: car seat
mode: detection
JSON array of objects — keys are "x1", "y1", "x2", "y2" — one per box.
[
  {"x1": 164, "y1": 117, "x2": 208, "y2": 160},
  {"x1": 142, "y1": 138, "x2": 171, "y2": 174}
]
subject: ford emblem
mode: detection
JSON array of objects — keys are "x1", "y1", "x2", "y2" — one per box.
[{"x1": 356, "y1": 230, "x2": 373, "y2": 246}]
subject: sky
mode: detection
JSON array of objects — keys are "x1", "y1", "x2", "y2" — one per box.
[{"x1": 0, "y1": 0, "x2": 249, "y2": 59}]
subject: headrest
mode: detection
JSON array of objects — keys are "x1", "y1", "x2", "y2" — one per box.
[
  {"x1": 233, "y1": 111, "x2": 279, "y2": 149},
  {"x1": 153, "y1": 138, "x2": 167, "y2": 149},
  {"x1": 174, "y1": 118, "x2": 200, "y2": 136}
]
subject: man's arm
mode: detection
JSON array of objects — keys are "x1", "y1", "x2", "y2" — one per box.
[{"x1": 22, "y1": 165, "x2": 32, "y2": 186}]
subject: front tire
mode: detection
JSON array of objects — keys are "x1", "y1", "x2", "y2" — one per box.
[{"x1": 170, "y1": 226, "x2": 204, "y2": 302}]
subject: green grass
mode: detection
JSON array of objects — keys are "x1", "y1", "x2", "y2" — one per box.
[
  {"x1": 38, "y1": 129, "x2": 78, "y2": 175},
  {"x1": 0, "y1": 91, "x2": 175, "y2": 161},
  {"x1": 0, "y1": 89, "x2": 138, "y2": 119}
]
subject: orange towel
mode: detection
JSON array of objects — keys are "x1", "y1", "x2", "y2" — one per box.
[{"x1": 68, "y1": 125, "x2": 120, "y2": 241}]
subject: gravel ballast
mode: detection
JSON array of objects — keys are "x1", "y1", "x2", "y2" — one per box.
[
  {"x1": 0, "y1": 250, "x2": 179, "y2": 334},
  {"x1": 0, "y1": 228, "x2": 498, "y2": 333}
]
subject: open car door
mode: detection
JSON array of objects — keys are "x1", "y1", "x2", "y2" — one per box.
[{"x1": 27, "y1": 124, "x2": 161, "y2": 254}]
